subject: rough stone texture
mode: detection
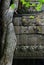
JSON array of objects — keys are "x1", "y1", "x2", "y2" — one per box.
[
  {"x1": 13, "y1": 13, "x2": 44, "y2": 26},
  {"x1": 0, "y1": 0, "x2": 18, "y2": 64},
  {"x1": 13, "y1": 12, "x2": 44, "y2": 58},
  {"x1": 14, "y1": 26, "x2": 44, "y2": 34}
]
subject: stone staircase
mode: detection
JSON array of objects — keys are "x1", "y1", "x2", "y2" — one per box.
[{"x1": 13, "y1": 1, "x2": 44, "y2": 58}]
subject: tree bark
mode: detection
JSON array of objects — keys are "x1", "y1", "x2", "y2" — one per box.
[
  {"x1": 0, "y1": 0, "x2": 18, "y2": 65},
  {"x1": 1, "y1": 0, "x2": 11, "y2": 55},
  {"x1": 0, "y1": 22, "x2": 17, "y2": 65}
]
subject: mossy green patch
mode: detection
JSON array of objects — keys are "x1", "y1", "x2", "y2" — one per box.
[
  {"x1": 10, "y1": 4, "x2": 15, "y2": 9},
  {"x1": 29, "y1": 16, "x2": 34, "y2": 19},
  {"x1": 21, "y1": 0, "x2": 30, "y2": 7}
]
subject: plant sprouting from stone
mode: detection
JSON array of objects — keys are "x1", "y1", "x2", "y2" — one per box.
[{"x1": 20, "y1": 0, "x2": 44, "y2": 11}]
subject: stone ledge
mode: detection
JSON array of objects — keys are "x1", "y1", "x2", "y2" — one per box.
[
  {"x1": 16, "y1": 34, "x2": 44, "y2": 45},
  {"x1": 13, "y1": 12, "x2": 44, "y2": 26},
  {"x1": 14, "y1": 45, "x2": 44, "y2": 58},
  {"x1": 14, "y1": 26, "x2": 44, "y2": 34}
]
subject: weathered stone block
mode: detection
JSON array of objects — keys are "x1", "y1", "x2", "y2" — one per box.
[
  {"x1": 16, "y1": 34, "x2": 44, "y2": 45},
  {"x1": 13, "y1": 17, "x2": 22, "y2": 26},
  {"x1": 14, "y1": 26, "x2": 44, "y2": 34},
  {"x1": 13, "y1": 11, "x2": 44, "y2": 58}
]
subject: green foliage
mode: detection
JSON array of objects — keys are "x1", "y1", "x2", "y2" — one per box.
[
  {"x1": 25, "y1": 2, "x2": 30, "y2": 7},
  {"x1": 10, "y1": 4, "x2": 15, "y2": 9},
  {"x1": 36, "y1": 3, "x2": 42, "y2": 11},
  {"x1": 30, "y1": 3, "x2": 36, "y2": 7},
  {"x1": 21, "y1": 0, "x2": 30, "y2": 7},
  {"x1": 38, "y1": 0, "x2": 44, "y2": 3},
  {"x1": 20, "y1": 0, "x2": 36, "y2": 7},
  {"x1": 20, "y1": 0, "x2": 44, "y2": 11},
  {"x1": 29, "y1": 16, "x2": 34, "y2": 19}
]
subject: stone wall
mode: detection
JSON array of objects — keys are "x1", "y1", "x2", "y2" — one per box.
[{"x1": 13, "y1": 3, "x2": 44, "y2": 58}]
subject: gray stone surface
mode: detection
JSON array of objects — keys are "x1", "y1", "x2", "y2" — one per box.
[{"x1": 13, "y1": 9, "x2": 44, "y2": 58}]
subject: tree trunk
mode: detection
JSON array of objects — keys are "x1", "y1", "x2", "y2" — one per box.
[
  {"x1": 1, "y1": 0, "x2": 11, "y2": 56},
  {"x1": 0, "y1": 0, "x2": 18, "y2": 65},
  {"x1": 0, "y1": 22, "x2": 17, "y2": 65}
]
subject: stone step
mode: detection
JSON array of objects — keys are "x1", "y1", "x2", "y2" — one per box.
[
  {"x1": 16, "y1": 34, "x2": 44, "y2": 45},
  {"x1": 14, "y1": 26, "x2": 44, "y2": 34},
  {"x1": 13, "y1": 12, "x2": 44, "y2": 26},
  {"x1": 14, "y1": 45, "x2": 44, "y2": 58}
]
